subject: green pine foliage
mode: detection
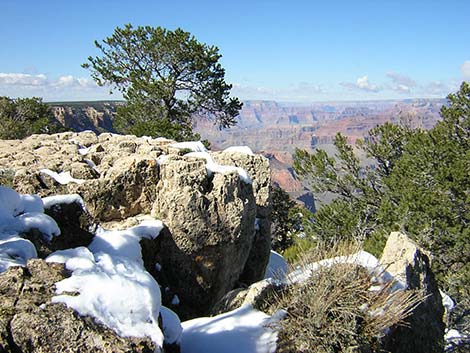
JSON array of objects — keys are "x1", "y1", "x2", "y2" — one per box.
[
  {"x1": 0, "y1": 96, "x2": 65, "y2": 139},
  {"x1": 83, "y1": 24, "x2": 242, "y2": 141},
  {"x1": 270, "y1": 186, "x2": 317, "y2": 261},
  {"x1": 293, "y1": 82, "x2": 470, "y2": 331}
]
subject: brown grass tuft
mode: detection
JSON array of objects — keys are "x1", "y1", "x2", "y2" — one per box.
[{"x1": 268, "y1": 241, "x2": 423, "y2": 353}]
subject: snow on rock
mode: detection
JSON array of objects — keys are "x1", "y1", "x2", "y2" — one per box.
[
  {"x1": 156, "y1": 154, "x2": 169, "y2": 165},
  {"x1": 0, "y1": 187, "x2": 60, "y2": 272},
  {"x1": 185, "y1": 151, "x2": 252, "y2": 184},
  {"x1": 440, "y1": 290, "x2": 455, "y2": 313},
  {"x1": 89, "y1": 220, "x2": 163, "y2": 267},
  {"x1": 223, "y1": 146, "x2": 255, "y2": 155},
  {"x1": 0, "y1": 185, "x2": 23, "y2": 216},
  {"x1": 15, "y1": 212, "x2": 60, "y2": 241},
  {"x1": 47, "y1": 219, "x2": 166, "y2": 348},
  {"x1": 160, "y1": 306, "x2": 183, "y2": 345},
  {"x1": 181, "y1": 304, "x2": 280, "y2": 353},
  {"x1": 170, "y1": 141, "x2": 207, "y2": 153},
  {"x1": 286, "y1": 250, "x2": 398, "y2": 289},
  {"x1": 264, "y1": 250, "x2": 288, "y2": 281},
  {"x1": 20, "y1": 194, "x2": 44, "y2": 213},
  {"x1": 84, "y1": 158, "x2": 100, "y2": 175},
  {"x1": 42, "y1": 194, "x2": 86, "y2": 210},
  {"x1": 78, "y1": 146, "x2": 90, "y2": 155},
  {"x1": 46, "y1": 246, "x2": 94, "y2": 267},
  {"x1": 445, "y1": 329, "x2": 464, "y2": 348},
  {"x1": 50, "y1": 252, "x2": 164, "y2": 347},
  {"x1": 0, "y1": 237, "x2": 37, "y2": 272},
  {"x1": 171, "y1": 294, "x2": 180, "y2": 306},
  {"x1": 40, "y1": 169, "x2": 85, "y2": 185}
]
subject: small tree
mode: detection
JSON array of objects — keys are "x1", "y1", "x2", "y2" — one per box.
[
  {"x1": 0, "y1": 96, "x2": 64, "y2": 139},
  {"x1": 271, "y1": 186, "x2": 316, "y2": 257},
  {"x1": 83, "y1": 24, "x2": 242, "y2": 140}
]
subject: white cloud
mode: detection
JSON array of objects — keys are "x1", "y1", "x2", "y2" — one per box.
[
  {"x1": 393, "y1": 84, "x2": 411, "y2": 93},
  {"x1": 0, "y1": 72, "x2": 121, "y2": 101},
  {"x1": 0, "y1": 73, "x2": 48, "y2": 86},
  {"x1": 461, "y1": 61, "x2": 470, "y2": 79},
  {"x1": 341, "y1": 76, "x2": 381, "y2": 92},
  {"x1": 54, "y1": 75, "x2": 96, "y2": 88}
]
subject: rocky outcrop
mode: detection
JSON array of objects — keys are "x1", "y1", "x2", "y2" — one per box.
[
  {"x1": 212, "y1": 151, "x2": 271, "y2": 284},
  {"x1": 151, "y1": 155, "x2": 257, "y2": 319},
  {"x1": 0, "y1": 132, "x2": 272, "y2": 319},
  {"x1": 0, "y1": 132, "x2": 170, "y2": 220},
  {"x1": 380, "y1": 232, "x2": 445, "y2": 353},
  {"x1": 0, "y1": 259, "x2": 158, "y2": 353}
]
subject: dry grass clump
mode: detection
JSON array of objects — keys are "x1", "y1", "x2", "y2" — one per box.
[{"x1": 269, "y1": 242, "x2": 423, "y2": 353}]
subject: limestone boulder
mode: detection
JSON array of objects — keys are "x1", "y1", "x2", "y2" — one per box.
[
  {"x1": 213, "y1": 151, "x2": 272, "y2": 284},
  {"x1": 151, "y1": 155, "x2": 257, "y2": 319},
  {"x1": 380, "y1": 232, "x2": 445, "y2": 353}
]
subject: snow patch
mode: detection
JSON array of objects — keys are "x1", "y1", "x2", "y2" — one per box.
[
  {"x1": 46, "y1": 246, "x2": 94, "y2": 265},
  {"x1": 223, "y1": 146, "x2": 254, "y2": 155},
  {"x1": 0, "y1": 185, "x2": 23, "y2": 216},
  {"x1": 171, "y1": 294, "x2": 180, "y2": 306},
  {"x1": 84, "y1": 158, "x2": 100, "y2": 174},
  {"x1": 254, "y1": 218, "x2": 260, "y2": 231},
  {"x1": 0, "y1": 187, "x2": 62, "y2": 273},
  {"x1": 47, "y1": 219, "x2": 165, "y2": 348},
  {"x1": 161, "y1": 306, "x2": 183, "y2": 344},
  {"x1": 20, "y1": 194, "x2": 44, "y2": 213},
  {"x1": 440, "y1": 290, "x2": 455, "y2": 313},
  {"x1": 264, "y1": 250, "x2": 288, "y2": 281},
  {"x1": 78, "y1": 147, "x2": 90, "y2": 155},
  {"x1": 51, "y1": 252, "x2": 164, "y2": 347},
  {"x1": 89, "y1": 220, "x2": 163, "y2": 267},
  {"x1": 0, "y1": 237, "x2": 37, "y2": 272},
  {"x1": 15, "y1": 212, "x2": 60, "y2": 241},
  {"x1": 42, "y1": 194, "x2": 86, "y2": 210},
  {"x1": 185, "y1": 151, "x2": 252, "y2": 184},
  {"x1": 287, "y1": 251, "x2": 400, "y2": 289},
  {"x1": 181, "y1": 305, "x2": 280, "y2": 353},
  {"x1": 40, "y1": 169, "x2": 85, "y2": 185},
  {"x1": 156, "y1": 154, "x2": 169, "y2": 166},
  {"x1": 170, "y1": 141, "x2": 207, "y2": 153}
]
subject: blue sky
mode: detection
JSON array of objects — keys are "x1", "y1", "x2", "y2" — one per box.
[{"x1": 1, "y1": 0, "x2": 469, "y2": 102}]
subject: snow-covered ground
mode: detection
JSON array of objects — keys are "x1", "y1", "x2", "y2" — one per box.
[{"x1": 181, "y1": 304, "x2": 282, "y2": 353}]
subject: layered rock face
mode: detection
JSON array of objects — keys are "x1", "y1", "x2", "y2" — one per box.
[{"x1": 0, "y1": 132, "x2": 272, "y2": 319}]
